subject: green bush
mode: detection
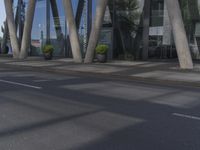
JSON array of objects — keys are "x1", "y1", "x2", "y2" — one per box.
[
  {"x1": 95, "y1": 44, "x2": 109, "y2": 54},
  {"x1": 2, "y1": 46, "x2": 9, "y2": 54},
  {"x1": 42, "y1": 44, "x2": 54, "y2": 54}
]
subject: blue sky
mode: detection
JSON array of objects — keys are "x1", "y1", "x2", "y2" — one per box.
[
  {"x1": 0, "y1": 0, "x2": 96, "y2": 38},
  {"x1": 0, "y1": 0, "x2": 80, "y2": 38},
  {"x1": 0, "y1": 1, "x2": 6, "y2": 37}
]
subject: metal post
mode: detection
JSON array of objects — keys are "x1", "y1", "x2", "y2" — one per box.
[
  {"x1": 18, "y1": 0, "x2": 23, "y2": 46},
  {"x1": 87, "y1": 0, "x2": 92, "y2": 42}
]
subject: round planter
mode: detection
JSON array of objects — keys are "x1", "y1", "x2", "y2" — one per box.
[
  {"x1": 43, "y1": 52, "x2": 53, "y2": 60},
  {"x1": 96, "y1": 53, "x2": 107, "y2": 63}
]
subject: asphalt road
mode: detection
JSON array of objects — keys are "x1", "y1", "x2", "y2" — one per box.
[{"x1": 0, "y1": 67, "x2": 200, "y2": 150}]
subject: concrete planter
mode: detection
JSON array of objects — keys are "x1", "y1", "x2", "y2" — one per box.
[
  {"x1": 43, "y1": 52, "x2": 53, "y2": 60},
  {"x1": 96, "y1": 53, "x2": 107, "y2": 63}
]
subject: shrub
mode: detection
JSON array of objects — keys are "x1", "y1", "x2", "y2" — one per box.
[
  {"x1": 2, "y1": 46, "x2": 9, "y2": 54},
  {"x1": 95, "y1": 44, "x2": 109, "y2": 55},
  {"x1": 42, "y1": 44, "x2": 54, "y2": 54}
]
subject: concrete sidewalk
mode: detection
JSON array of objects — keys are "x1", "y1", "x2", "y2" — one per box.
[{"x1": 1, "y1": 57, "x2": 200, "y2": 87}]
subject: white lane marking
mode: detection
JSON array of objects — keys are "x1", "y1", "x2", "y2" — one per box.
[
  {"x1": 0, "y1": 79, "x2": 42, "y2": 89},
  {"x1": 173, "y1": 113, "x2": 200, "y2": 121}
]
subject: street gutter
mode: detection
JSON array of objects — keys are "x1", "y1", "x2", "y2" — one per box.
[{"x1": 0, "y1": 63, "x2": 200, "y2": 90}]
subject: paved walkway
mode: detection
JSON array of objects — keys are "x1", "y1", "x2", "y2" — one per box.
[{"x1": 1, "y1": 57, "x2": 200, "y2": 86}]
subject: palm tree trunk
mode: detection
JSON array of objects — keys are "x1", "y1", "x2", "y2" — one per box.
[
  {"x1": 84, "y1": 0, "x2": 108, "y2": 63},
  {"x1": 4, "y1": 0, "x2": 20, "y2": 58},
  {"x1": 63, "y1": 0, "x2": 82, "y2": 63},
  {"x1": 166, "y1": 0, "x2": 193, "y2": 69},
  {"x1": 19, "y1": 0, "x2": 36, "y2": 59}
]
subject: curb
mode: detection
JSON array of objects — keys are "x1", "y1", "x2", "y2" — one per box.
[{"x1": 1, "y1": 63, "x2": 200, "y2": 89}]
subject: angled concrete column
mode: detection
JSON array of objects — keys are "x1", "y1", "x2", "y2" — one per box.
[
  {"x1": 63, "y1": 0, "x2": 82, "y2": 63},
  {"x1": 84, "y1": 0, "x2": 108, "y2": 63},
  {"x1": 87, "y1": 0, "x2": 92, "y2": 42},
  {"x1": 76, "y1": 0, "x2": 85, "y2": 29},
  {"x1": 46, "y1": 0, "x2": 50, "y2": 44},
  {"x1": 163, "y1": 1, "x2": 172, "y2": 45},
  {"x1": 50, "y1": 0, "x2": 63, "y2": 40},
  {"x1": 19, "y1": 0, "x2": 36, "y2": 59},
  {"x1": 4, "y1": 0, "x2": 20, "y2": 58},
  {"x1": 166, "y1": 0, "x2": 193, "y2": 69}
]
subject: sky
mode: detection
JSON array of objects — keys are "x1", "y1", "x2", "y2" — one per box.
[
  {"x1": 0, "y1": 0, "x2": 95, "y2": 38},
  {"x1": 0, "y1": 0, "x2": 6, "y2": 37}
]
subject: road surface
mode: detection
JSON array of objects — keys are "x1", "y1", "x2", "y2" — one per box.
[{"x1": 0, "y1": 67, "x2": 199, "y2": 150}]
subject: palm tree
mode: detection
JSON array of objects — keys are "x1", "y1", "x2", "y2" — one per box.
[
  {"x1": 84, "y1": 0, "x2": 108, "y2": 63},
  {"x1": 180, "y1": 0, "x2": 200, "y2": 42},
  {"x1": 166, "y1": 0, "x2": 193, "y2": 69},
  {"x1": 4, "y1": 0, "x2": 20, "y2": 58},
  {"x1": 1, "y1": 20, "x2": 9, "y2": 53},
  {"x1": 113, "y1": 0, "x2": 141, "y2": 59},
  {"x1": 63, "y1": 0, "x2": 82, "y2": 63},
  {"x1": 187, "y1": 0, "x2": 200, "y2": 51},
  {"x1": 19, "y1": 0, "x2": 36, "y2": 59}
]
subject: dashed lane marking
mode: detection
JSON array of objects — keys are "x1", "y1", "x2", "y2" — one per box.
[
  {"x1": 0, "y1": 79, "x2": 42, "y2": 89},
  {"x1": 173, "y1": 113, "x2": 200, "y2": 121}
]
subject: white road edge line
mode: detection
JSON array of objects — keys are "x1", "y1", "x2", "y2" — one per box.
[
  {"x1": 173, "y1": 113, "x2": 200, "y2": 121},
  {"x1": 0, "y1": 79, "x2": 42, "y2": 89}
]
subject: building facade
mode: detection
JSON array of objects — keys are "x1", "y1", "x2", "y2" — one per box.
[{"x1": 2, "y1": 0, "x2": 199, "y2": 68}]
